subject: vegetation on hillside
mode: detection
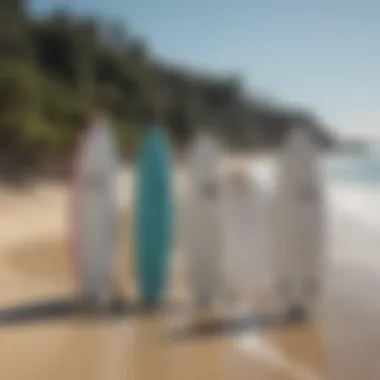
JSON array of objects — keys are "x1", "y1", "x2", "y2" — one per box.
[{"x1": 0, "y1": 1, "x2": 335, "y2": 178}]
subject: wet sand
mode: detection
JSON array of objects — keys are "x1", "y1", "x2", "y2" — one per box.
[{"x1": 0, "y1": 165, "x2": 380, "y2": 379}]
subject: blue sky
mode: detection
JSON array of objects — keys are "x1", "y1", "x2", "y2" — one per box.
[{"x1": 28, "y1": 0, "x2": 380, "y2": 137}]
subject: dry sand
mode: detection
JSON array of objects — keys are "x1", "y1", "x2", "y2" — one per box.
[{"x1": 0, "y1": 164, "x2": 378, "y2": 380}]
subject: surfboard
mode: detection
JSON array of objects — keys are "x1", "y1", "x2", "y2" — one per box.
[
  {"x1": 223, "y1": 168, "x2": 271, "y2": 307},
  {"x1": 184, "y1": 131, "x2": 224, "y2": 308},
  {"x1": 70, "y1": 119, "x2": 118, "y2": 308},
  {"x1": 271, "y1": 127, "x2": 325, "y2": 318},
  {"x1": 134, "y1": 126, "x2": 173, "y2": 307}
]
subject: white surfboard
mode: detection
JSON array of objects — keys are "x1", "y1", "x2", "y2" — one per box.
[
  {"x1": 70, "y1": 119, "x2": 118, "y2": 307},
  {"x1": 223, "y1": 168, "x2": 271, "y2": 307},
  {"x1": 271, "y1": 127, "x2": 325, "y2": 316},
  {"x1": 183, "y1": 131, "x2": 224, "y2": 307}
]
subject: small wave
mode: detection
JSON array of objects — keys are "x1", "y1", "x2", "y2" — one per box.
[{"x1": 248, "y1": 156, "x2": 380, "y2": 229}]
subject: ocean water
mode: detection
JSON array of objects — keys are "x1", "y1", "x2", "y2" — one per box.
[
  {"x1": 325, "y1": 154, "x2": 380, "y2": 230},
  {"x1": 249, "y1": 153, "x2": 380, "y2": 229},
  {"x1": 247, "y1": 153, "x2": 380, "y2": 378},
  {"x1": 326, "y1": 154, "x2": 380, "y2": 185},
  {"x1": 248, "y1": 152, "x2": 380, "y2": 277}
]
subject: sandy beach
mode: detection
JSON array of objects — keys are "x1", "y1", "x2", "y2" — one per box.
[{"x1": 0, "y1": 161, "x2": 379, "y2": 380}]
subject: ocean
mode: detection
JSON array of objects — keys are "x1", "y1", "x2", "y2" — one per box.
[
  {"x1": 326, "y1": 154, "x2": 380, "y2": 230},
  {"x1": 249, "y1": 153, "x2": 380, "y2": 230},
  {"x1": 247, "y1": 152, "x2": 380, "y2": 281}
]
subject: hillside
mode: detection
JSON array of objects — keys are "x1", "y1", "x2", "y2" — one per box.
[{"x1": 0, "y1": 1, "x2": 335, "y2": 179}]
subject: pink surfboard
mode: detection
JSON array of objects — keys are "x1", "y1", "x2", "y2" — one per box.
[{"x1": 69, "y1": 119, "x2": 118, "y2": 307}]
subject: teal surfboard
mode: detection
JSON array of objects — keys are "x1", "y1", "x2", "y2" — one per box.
[{"x1": 134, "y1": 126, "x2": 173, "y2": 306}]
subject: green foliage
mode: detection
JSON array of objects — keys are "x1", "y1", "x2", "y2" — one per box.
[
  {"x1": 0, "y1": 60, "x2": 40, "y2": 147},
  {"x1": 0, "y1": 4, "x2": 334, "y2": 176}
]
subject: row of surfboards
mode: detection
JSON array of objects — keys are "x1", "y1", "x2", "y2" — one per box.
[{"x1": 71, "y1": 120, "x2": 324, "y2": 318}]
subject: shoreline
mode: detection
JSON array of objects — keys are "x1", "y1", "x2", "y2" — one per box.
[
  {"x1": 0, "y1": 156, "x2": 380, "y2": 379},
  {"x1": 1, "y1": 154, "x2": 380, "y2": 273}
]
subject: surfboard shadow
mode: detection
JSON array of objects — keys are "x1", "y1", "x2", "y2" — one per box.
[
  {"x1": 0, "y1": 297, "x2": 140, "y2": 326},
  {"x1": 170, "y1": 311, "x2": 307, "y2": 341}
]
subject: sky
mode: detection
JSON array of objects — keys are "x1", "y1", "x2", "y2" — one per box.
[{"x1": 28, "y1": 0, "x2": 380, "y2": 138}]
